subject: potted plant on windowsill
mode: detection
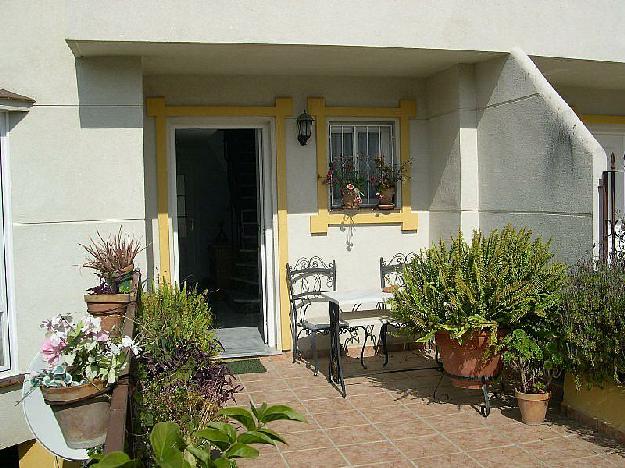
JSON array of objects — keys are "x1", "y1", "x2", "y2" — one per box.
[
  {"x1": 82, "y1": 229, "x2": 142, "y2": 333},
  {"x1": 28, "y1": 314, "x2": 140, "y2": 449},
  {"x1": 502, "y1": 329, "x2": 562, "y2": 425},
  {"x1": 371, "y1": 156, "x2": 411, "y2": 210},
  {"x1": 321, "y1": 158, "x2": 366, "y2": 210},
  {"x1": 389, "y1": 225, "x2": 567, "y2": 389}
]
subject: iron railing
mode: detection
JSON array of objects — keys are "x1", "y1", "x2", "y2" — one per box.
[{"x1": 598, "y1": 153, "x2": 624, "y2": 261}]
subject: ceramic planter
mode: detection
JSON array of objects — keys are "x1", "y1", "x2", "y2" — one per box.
[
  {"x1": 435, "y1": 330, "x2": 504, "y2": 389},
  {"x1": 41, "y1": 380, "x2": 113, "y2": 449},
  {"x1": 341, "y1": 190, "x2": 361, "y2": 209},
  {"x1": 516, "y1": 390, "x2": 550, "y2": 425},
  {"x1": 378, "y1": 187, "x2": 396, "y2": 210},
  {"x1": 84, "y1": 293, "x2": 131, "y2": 334}
]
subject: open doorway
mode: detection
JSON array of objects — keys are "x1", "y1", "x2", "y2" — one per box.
[{"x1": 173, "y1": 128, "x2": 272, "y2": 357}]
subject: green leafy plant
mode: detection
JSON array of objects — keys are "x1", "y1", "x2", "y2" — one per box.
[
  {"x1": 389, "y1": 225, "x2": 567, "y2": 346},
  {"x1": 501, "y1": 328, "x2": 563, "y2": 394},
  {"x1": 559, "y1": 255, "x2": 625, "y2": 389},
  {"x1": 138, "y1": 282, "x2": 217, "y2": 358},
  {"x1": 92, "y1": 403, "x2": 305, "y2": 468},
  {"x1": 371, "y1": 156, "x2": 411, "y2": 191}
]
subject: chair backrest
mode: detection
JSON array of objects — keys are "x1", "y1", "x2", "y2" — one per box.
[
  {"x1": 380, "y1": 252, "x2": 417, "y2": 288},
  {"x1": 286, "y1": 257, "x2": 336, "y2": 315}
]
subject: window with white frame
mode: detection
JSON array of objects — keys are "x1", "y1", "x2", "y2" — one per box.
[
  {"x1": 328, "y1": 122, "x2": 396, "y2": 209},
  {"x1": 0, "y1": 112, "x2": 12, "y2": 374}
]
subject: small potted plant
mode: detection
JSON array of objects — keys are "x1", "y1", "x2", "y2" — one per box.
[
  {"x1": 371, "y1": 157, "x2": 411, "y2": 210},
  {"x1": 390, "y1": 226, "x2": 566, "y2": 388},
  {"x1": 322, "y1": 158, "x2": 365, "y2": 209},
  {"x1": 502, "y1": 329, "x2": 562, "y2": 425},
  {"x1": 29, "y1": 314, "x2": 140, "y2": 449},
  {"x1": 82, "y1": 229, "x2": 142, "y2": 333}
]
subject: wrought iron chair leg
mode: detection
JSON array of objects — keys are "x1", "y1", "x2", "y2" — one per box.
[
  {"x1": 380, "y1": 322, "x2": 389, "y2": 367},
  {"x1": 359, "y1": 326, "x2": 369, "y2": 369},
  {"x1": 292, "y1": 324, "x2": 297, "y2": 363},
  {"x1": 480, "y1": 379, "x2": 491, "y2": 418},
  {"x1": 311, "y1": 332, "x2": 319, "y2": 376}
]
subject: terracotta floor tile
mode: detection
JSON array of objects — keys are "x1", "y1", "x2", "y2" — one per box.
[
  {"x1": 360, "y1": 404, "x2": 417, "y2": 423},
  {"x1": 356, "y1": 460, "x2": 414, "y2": 468},
  {"x1": 326, "y1": 424, "x2": 386, "y2": 446},
  {"x1": 446, "y1": 427, "x2": 513, "y2": 452},
  {"x1": 339, "y1": 440, "x2": 407, "y2": 466},
  {"x1": 349, "y1": 391, "x2": 399, "y2": 407},
  {"x1": 304, "y1": 396, "x2": 356, "y2": 414},
  {"x1": 413, "y1": 453, "x2": 482, "y2": 467},
  {"x1": 393, "y1": 433, "x2": 461, "y2": 459},
  {"x1": 314, "y1": 409, "x2": 370, "y2": 428},
  {"x1": 282, "y1": 447, "x2": 348, "y2": 467},
  {"x1": 375, "y1": 419, "x2": 437, "y2": 440},
  {"x1": 403, "y1": 401, "x2": 466, "y2": 418},
  {"x1": 236, "y1": 452, "x2": 288, "y2": 467},
  {"x1": 293, "y1": 384, "x2": 344, "y2": 400},
  {"x1": 422, "y1": 411, "x2": 488, "y2": 433},
  {"x1": 280, "y1": 429, "x2": 334, "y2": 452},
  {"x1": 470, "y1": 445, "x2": 543, "y2": 467},
  {"x1": 268, "y1": 417, "x2": 317, "y2": 434},
  {"x1": 248, "y1": 388, "x2": 297, "y2": 405}
]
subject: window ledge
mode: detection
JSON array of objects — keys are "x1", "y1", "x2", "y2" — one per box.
[
  {"x1": 310, "y1": 208, "x2": 418, "y2": 234},
  {"x1": 0, "y1": 373, "x2": 25, "y2": 389}
]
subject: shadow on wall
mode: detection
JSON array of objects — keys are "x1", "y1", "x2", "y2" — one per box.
[{"x1": 74, "y1": 56, "x2": 143, "y2": 129}]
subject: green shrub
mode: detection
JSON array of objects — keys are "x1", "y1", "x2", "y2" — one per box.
[
  {"x1": 138, "y1": 282, "x2": 217, "y2": 358},
  {"x1": 390, "y1": 225, "x2": 567, "y2": 345},
  {"x1": 560, "y1": 256, "x2": 625, "y2": 388}
]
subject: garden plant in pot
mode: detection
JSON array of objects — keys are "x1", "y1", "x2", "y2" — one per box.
[
  {"x1": 322, "y1": 157, "x2": 365, "y2": 209},
  {"x1": 390, "y1": 225, "x2": 566, "y2": 389},
  {"x1": 501, "y1": 329, "x2": 562, "y2": 425},
  {"x1": 371, "y1": 156, "x2": 411, "y2": 210},
  {"x1": 29, "y1": 314, "x2": 140, "y2": 449},
  {"x1": 82, "y1": 229, "x2": 142, "y2": 334}
]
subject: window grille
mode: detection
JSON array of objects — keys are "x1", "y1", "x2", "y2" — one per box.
[{"x1": 328, "y1": 123, "x2": 396, "y2": 209}]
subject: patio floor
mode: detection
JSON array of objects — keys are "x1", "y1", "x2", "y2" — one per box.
[{"x1": 229, "y1": 350, "x2": 625, "y2": 467}]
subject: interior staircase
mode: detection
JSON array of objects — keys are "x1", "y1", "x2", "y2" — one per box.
[{"x1": 224, "y1": 130, "x2": 261, "y2": 326}]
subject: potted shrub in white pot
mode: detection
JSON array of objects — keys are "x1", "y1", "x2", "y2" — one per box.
[
  {"x1": 502, "y1": 328, "x2": 563, "y2": 425},
  {"x1": 28, "y1": 314, "x2": 140, "y2": 449},
  {"x1": 82, "y1": 229, "x2": 142, "y2": 334}
]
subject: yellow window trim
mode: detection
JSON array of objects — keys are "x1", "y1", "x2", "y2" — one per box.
[
  {"x1": 146, "y1": 96, "x2": 294, "y2": 350},
  {"x1": 581, "y1": 114, "x2": 625, "y2": 126},
  {"x1": 307, "y1": 97, "x2": 419, "y2": 234}
]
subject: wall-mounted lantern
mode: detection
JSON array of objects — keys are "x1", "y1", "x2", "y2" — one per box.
[{"x1": 296, "y1": 110, "x2": 314, "y2": 146}]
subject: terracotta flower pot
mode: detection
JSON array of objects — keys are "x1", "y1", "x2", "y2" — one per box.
[
  {"x1": 378, "y1": 187, "x2": 396, "y2": 209},
  {"x1": 41, "y1": 380, "x2": 113, "y2": 449},
  {"x1": 516, "y1": 390, "x2": 550, "y2": 425},
  {"x1": 84, "y1": 293, "x2": 130, "y2": 334},
  {"x1": 435, "y1": 330, "x2": 504, "y2": 389},
  {"x1": 342, "y1": 190, "x2": 361, "y2": 209}
]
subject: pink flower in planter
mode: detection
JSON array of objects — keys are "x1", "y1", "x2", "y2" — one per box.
[
  {"x1": 41, "y1": 336, "x2": 66, "y2": 365},
  {"x1": 95, "y1": 330, "x2": 110, "y2": 342},
  {"x1": 346, "y1": 183, "x2": 354, "y2": 191}
]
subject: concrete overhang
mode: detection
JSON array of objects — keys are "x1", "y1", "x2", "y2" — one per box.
[
  {"x1": 66, "y1": 41, "x2": 501, "y2": 77},
  {"x1": 0, "y1": 89, "x2": 35, "y2": 112},
  {"x1": 534, "y1": 56, "x2": 625, "y2": 90}
]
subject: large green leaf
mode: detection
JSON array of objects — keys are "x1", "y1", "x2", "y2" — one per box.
[
  {"x1": 224, "y1": 443, "x2": 259, "y2": 459},
  {"x1": 205, "y1": 422, "x2": 237, "y2": 443},
  {"x1": 91, "y1": 451, "x2": 141, "y2": 468},
  {"x1": 213, "y1": 458, "x2": 234, "y2": 468},
  {"x1": 195, "y1": 428, "x2": 231, "y2": 450},
  {"x1": 237, "y1": 430, "x2": 276, "y2": 446},
  {"x1": 257, "y1": 427, "x2": 287, "y2": 445},
  {"x1": 150, "y1": 422, "x2": 191, "y2": 468},
  {"x1": 218, "y1": 406, "x2": 257, "y2": 431},
  {"x1": 259, "y1": 405, "x2": 306, "y2": 423}
]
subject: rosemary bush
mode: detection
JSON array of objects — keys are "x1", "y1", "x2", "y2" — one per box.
[
  {"x1": 390, "y1": 225, "x2": 567, "y2": 345},
  {"x1": 138, "y1": 282, "x2": 217, "y2": 358},
  {"x1": 560, "y1": 255, "x2": 625, "y2": 388}
]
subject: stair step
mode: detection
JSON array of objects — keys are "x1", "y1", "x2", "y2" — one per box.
[{"x1": 231, "y1": 276, "x2": 259, "y2": 286}]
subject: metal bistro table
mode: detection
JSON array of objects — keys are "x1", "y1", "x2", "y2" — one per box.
[{"x1": 321, "y1": 289, "x2": 392, "y2": 397}]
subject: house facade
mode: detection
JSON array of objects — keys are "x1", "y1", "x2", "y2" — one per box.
[{"x1": 1, "y1": 0, "x2": 625, "y2": 457}]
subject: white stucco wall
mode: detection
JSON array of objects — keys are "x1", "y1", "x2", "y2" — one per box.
[
  {"x1": 143, "y1": 75, "x2": 430, "y2": 292},
  {"x1": 0, "y1": 2, "x2": 146, "y2": 449},
  {"x1": 475, "y1": 51, "x2": 604, "y2": 263},
  {"x1": 66, "y1": 0, "x2": 625, "y2": 64}
]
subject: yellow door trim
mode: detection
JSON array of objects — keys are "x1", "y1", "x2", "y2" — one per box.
[
  {"x1": 307, "y1": 97, "x2": 419, "y2": 234},
  {"x1": 146, "y1": 97, "x2": 294, "y2": 350},
  {"x1": 581, "y1": 114, "x2": 625, "y2": 126}
]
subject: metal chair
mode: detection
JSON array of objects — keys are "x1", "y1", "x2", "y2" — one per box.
[
  {"x1": 286, "y1": 256, "x2": 372, "y2": 375},
  {"x1": 379, "y1": 252, "x2": 416, "y2": 366}
]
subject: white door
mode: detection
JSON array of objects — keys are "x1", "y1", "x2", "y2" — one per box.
[{"x1": 0, "y1": 113, "x2": 11, "y2": 372}]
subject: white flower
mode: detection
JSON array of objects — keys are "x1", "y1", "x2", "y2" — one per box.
[
  {"x1": 108, "y1": 342, "x2": 121, "y2": 356},
  {"x1": 82, "y1": 316, "x2": 102, "y2": 335},
  {"x1": 121, "y1": 335, "x2": 141, "y2": 356}
]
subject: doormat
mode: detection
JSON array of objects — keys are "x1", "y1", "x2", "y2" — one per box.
[{"x1": 227, "y1": 358, "x2": 267, "y2": 375}]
